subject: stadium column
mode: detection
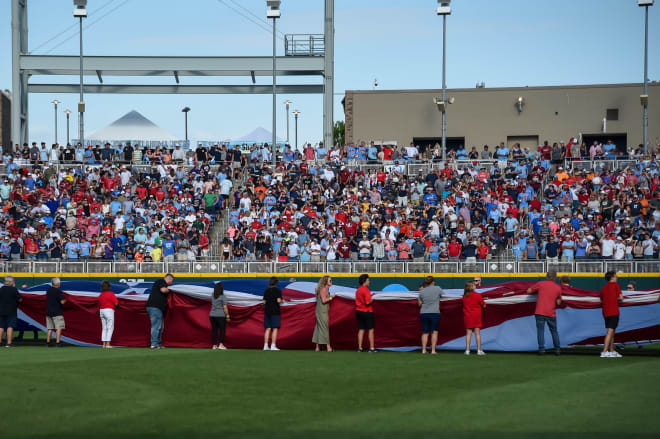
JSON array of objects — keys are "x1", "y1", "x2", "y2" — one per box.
[
  {"x1": 323, "y1": 0, "x2": 334, "y2": 149},
  {"x1": 11, "y1": 0, "x2": 29, "y2": 147}
]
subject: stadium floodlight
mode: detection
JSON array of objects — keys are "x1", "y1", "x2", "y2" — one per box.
[
  {"x1": 65, "y1": 109, "x2": 71, "y2": 145},
  {"x1": 436, "y1": 0, "x2": 451, "y2": 162},
  {"x1": 267, "y1": 0, "x2": 281, "y2": 18},
  {"x1": 182, "y1": 107, "x2": 191, "y2": 148},
  {"x1": 293, "y1": 109, "x2": 300, "y2": 150},
  {"x1": 639, "y1": 0, "x2": 653, "y2": 153},
  {"x1": 52, "y1": 100, "x2": 59, "y2": 145},
  {"x1": 74, "y1": 0, "x2": 87, "y2": 146},
  {"x1": 268, "y1": 1, "x2": 282, "y2": 167},
  {"x1": 515, "y1": 96, "x2": 525, "y2": 114},
  {"x1": 433, "y1": 97, "x2": 446, "y2": 112},
  {"x1": 73, "y1": 0, "x2": 87, "y2": 17},
  {"x1": 284, "y1": 100, "x2": 292, "y2": 144},
  {"x1": 437, "y1": 0, "x2": 451, "y2": 16}
]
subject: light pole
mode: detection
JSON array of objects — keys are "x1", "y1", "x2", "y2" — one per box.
[
  {"x1": 182, "y1": 107, "x2": 191, "y2": 148},
  {"x1": 74, "y1": 0, "x2": 87, "y2": 146},
  {"x1": 293, "y1": 109, "x2": 300, "y2": 150},
  {"x1": 639, "y1": 0, "x2": 653, "y2": 155},
  {"x1": 267, "y1": 0, "x2": 281, "y2": 167},
  {"x1": 436, "y1": 1, "x2": 451, "y2": 162},
  {"x1": 65, "y1": 109, "x2": 71, "y2": 145},
  {"x1": 52, "y1": 100, "x2": 59, "y2": 145},
  {"x1": 284, "y1": 99, "x2": 291, "y2": 146}
]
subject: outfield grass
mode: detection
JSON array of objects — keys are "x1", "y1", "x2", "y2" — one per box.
[{"x1": 1, "y1": 347, "x2": 659, "y2": 438}]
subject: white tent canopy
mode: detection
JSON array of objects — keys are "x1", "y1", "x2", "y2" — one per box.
[
  {"x1": 234, "y1": 127, "x2": 285, "y2": 143},
  {"x1": 87, "y1": 110, "x2": 178, "y2": 143}
]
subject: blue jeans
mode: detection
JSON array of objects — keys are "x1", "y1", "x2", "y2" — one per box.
[
  {"x1": 147, "y1": 307, "x2": 164, "y2": 347},
  {"x1": 535, "y1": 315, "x2": 560, "y2": 352}
]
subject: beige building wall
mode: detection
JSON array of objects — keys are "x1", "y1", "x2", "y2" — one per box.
[{"x1": 345, "y1": 83, "x2": 659, "y2": 150}]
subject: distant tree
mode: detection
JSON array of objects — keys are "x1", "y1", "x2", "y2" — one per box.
[{"x1": 333, "y1": 120, "x2": 345, "y2": 147}]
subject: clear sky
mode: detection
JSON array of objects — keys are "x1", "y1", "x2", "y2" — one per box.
[{"x1": 1, "y1": 0, "x2": 658, "y2": 146}]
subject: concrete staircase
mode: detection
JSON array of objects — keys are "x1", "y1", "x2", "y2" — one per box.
[{"x1": 208, "y1": 177, "x2": 242, "y2": 257}]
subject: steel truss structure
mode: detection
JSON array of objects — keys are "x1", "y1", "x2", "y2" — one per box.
[{"x1": 11, "y1": 0, "x2": 334, "y2": 147}]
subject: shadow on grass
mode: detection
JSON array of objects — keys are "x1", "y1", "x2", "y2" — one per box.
[{"x1": 16, "y1": 430, "x2": 660, "y2": 439}]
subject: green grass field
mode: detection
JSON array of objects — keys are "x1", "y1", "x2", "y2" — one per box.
[{"x1": 1, "y1": 346, "x2": 659, "y2": 438}]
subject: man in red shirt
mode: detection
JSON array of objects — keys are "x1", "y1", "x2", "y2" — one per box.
[
  {"x1": 600, "y1": 271, "x2": 624, "y2": 358},
  {"x1": 355, "y1": 274, "x2": 375, "y2": 352},
  {"x1": 527, "y1": 271, "x2": 562, "y2": 355}
]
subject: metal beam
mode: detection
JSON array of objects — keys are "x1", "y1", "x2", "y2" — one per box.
[
  {"x1": 96, "y1": 70, "x2": 103, "y2": 83},
  {"x1": 11, "y1": 0, "x2": 29, "y2": 148},
  {"x1": 323, "y1": 0, "x2": 335, "y2": 148},
  {"x1": 251, "y1": 70, "x2": 256, "y2": 84},
  {"x1": 20, "y1": 55, "x2": 325, "y2": 77},
  {"x1": 28, "y1": 84, "x2": 324, "y2": 95},
  {"x1": 173, "y1": 70, "x2": 179, "y2": 84}
]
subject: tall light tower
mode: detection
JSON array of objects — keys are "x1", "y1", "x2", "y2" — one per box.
[
  {"x1": 284, "y1": 99, "x2": 292, "y2": 145},
  {"x1": 74, "y1": 0, "x2": 87, "y2": 146},
  {"x1": 293, "y1": 109, "x2": 300, "y2": 150},
  {"x1": 182, "y1": 107, "x2": 191, "y2": 148},
  {"x1": 52, "y1": 99, "x2": 59, "y2": 145},
  {"x1": 436, "y1": 0, "x2": 451, "y2": 162},
  {"x1": 267, "y1": 0, "x2": 281, "y2": 167},
  {"x1": 639, "y1": 0, "x2": 653, "y2": 155},
  {"x1": 65, "y1": 109, "x2": 71, "y2": 145}
]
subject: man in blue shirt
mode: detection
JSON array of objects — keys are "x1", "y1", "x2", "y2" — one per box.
[
  {"x1": 65, "y1": 238, "x2": 81, "y2": 260},
  {"x1": 162, "y1": 236, "x2": 177, "y2": 262},
  {"x1": 357, "y1": 144, "x2": 367, "y2": 160},
  {"x1": 316, "y1": 144, "x2": 327, "y2": 160},
  {"x1": 545, "y1": 236, "x2": 560, "y2": 262},
  {"x1": 346, "y1": 145, "x2": 357, "y2": 161},
  {"x1": 561, "y1": 237, "x2": 575, "y2": 262},
  {"x1": 603, "y1": 140, "x2": 617, "y2": 159},
  {"x1": 367, "y1": 142, "x2": 378, "y2": 160},
  {"x1": 79, "y1": 238, "x2": 92, "y2": 259},
  {"x1": 496, "y1": 143, "x2": 509, "y2": 161}
]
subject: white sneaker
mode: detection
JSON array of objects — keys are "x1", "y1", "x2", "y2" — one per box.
[
  {"x1": 270, "y1": 345, "x2": 280, "y2": 351},
  {"x1": 464, "y1": 350, "x2": 470, "y2": 355},
  {"x1": 263, "y1": 344, "x2": 270, "y2": 351},
  {"x1": 600, "y1": 351, "x2": 611, "y2": 358},
  {"x1": 611, "y1": 351, "x2": 623, "y2": 358},
  {"x1": 218, "y1": 345, "x2": 227, "y2": 350},
  {"x1": 477, "y1": 350, "x2": 486, "y2": 356}
]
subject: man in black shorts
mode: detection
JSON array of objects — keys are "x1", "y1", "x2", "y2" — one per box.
[{"x1": 355, "y1": 274, "x2": 376, "y2": 352}]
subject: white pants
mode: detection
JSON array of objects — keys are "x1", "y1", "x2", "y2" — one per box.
[{"x1": 100, "y1": 308, "x2": 115, "y2": 343}]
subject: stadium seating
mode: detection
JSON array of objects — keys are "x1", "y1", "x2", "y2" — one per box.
[{"x1": 1, "y1": 141, "x2": 658, "y2": 266}]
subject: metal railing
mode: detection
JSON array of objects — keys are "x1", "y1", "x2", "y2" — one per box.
[
  {"x1": 2, "y1": 260, "x2": 658, "y2": 274},
  {"x1": 284, "y1": 34, "x2": 324, "y2": 56}
]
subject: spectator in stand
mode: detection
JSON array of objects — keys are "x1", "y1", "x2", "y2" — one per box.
[
  {"x1": 527, "y1": 272, "x2": 562, "y2": 356},
  {"x1": 600, "y1": 271, "x2": 624, "y2": 358}
]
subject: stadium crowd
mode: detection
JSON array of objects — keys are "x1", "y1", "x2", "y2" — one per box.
[
  {"x1": 223, "y1": 141, "x2": 660, "y2": 263},
  {"x1": 1, "y1": 139, "x2": 659, "y2": 264}
]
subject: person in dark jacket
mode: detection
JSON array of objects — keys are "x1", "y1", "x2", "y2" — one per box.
[{"x1": 0, "y1": 275, "x2": 22, "y2": 347}]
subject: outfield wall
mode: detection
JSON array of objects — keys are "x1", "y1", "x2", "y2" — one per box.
[{"x1": 4, "y1": 272, "x2": 659, "y2": 291}]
